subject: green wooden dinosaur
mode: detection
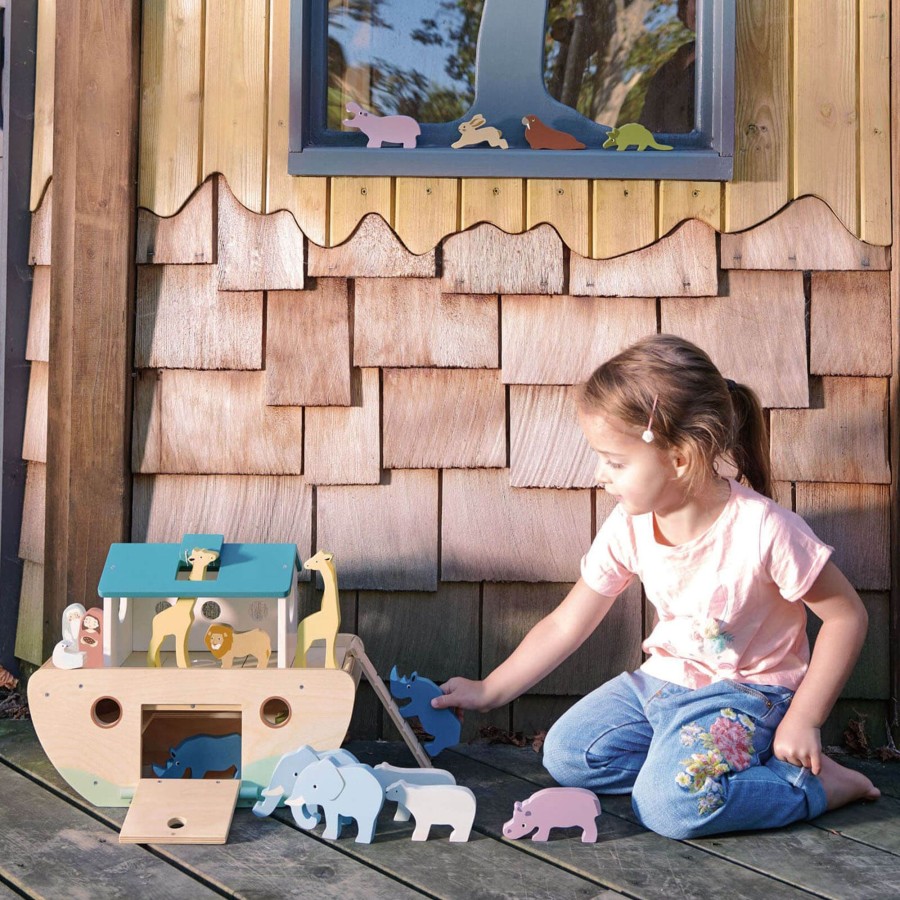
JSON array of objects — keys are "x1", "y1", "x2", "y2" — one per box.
[{"x1": 602, "y1": 123, "x2": 673, "y2": 152}]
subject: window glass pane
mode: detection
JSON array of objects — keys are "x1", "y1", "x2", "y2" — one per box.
[
  {"x1": 544, "y1": 0, "x2": 696, "y2": 133},
  {"x1": 327, "y1": 0, "x2": 483, "y2": 129}
]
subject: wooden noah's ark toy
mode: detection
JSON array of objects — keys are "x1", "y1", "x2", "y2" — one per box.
[{"x1": 27, "y1": 534, "x2": 417, "y2": 844}]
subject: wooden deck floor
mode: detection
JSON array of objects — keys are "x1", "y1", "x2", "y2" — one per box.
[{"x1": 0, "y1": 720, "x2": 898, "y2": 899}]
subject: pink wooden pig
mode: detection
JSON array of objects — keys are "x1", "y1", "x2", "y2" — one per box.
[{"x1": 503, "y1": 787, "x2": 601, "y2": 842}]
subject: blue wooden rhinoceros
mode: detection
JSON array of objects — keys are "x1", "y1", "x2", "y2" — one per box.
[
  {"x1": 152, "y1": 733, "x2": 241, "y2": 779},
  {"x1": 389, "y1": 666, "x2": 461, "y2": 757}
]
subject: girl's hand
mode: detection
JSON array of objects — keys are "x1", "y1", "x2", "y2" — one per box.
[
  {"x1": 773, "y1": 714, "x2": 822, "y2": 774},
  {"x1": 430, "y1": 677, "x2": 495, "y2": 721}
]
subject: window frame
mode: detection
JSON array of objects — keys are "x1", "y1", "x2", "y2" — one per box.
[{"x1": 289, "y1": 0, "x2": 735, "y2": 180}]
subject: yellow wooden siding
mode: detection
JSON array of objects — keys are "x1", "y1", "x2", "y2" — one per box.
[
  {"x1": 31, "y1": 0, "x2": 892, "y2": 251},
  {"x1": 29, "y1": 0, "x2": 55, "y2": 211}
]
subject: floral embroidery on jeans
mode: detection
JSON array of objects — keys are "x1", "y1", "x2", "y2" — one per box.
[{"x1": 676, "y1": 709, "x2": 757, "y2": 815}]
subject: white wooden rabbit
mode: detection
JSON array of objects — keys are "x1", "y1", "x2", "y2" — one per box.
[{"x1": 451, "y1": 113, "x2": 509, "y2": 150}]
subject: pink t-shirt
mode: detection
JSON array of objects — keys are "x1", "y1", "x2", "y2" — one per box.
[{"x1": 580, "y1": 479, "x2": 833, "y2": 691}]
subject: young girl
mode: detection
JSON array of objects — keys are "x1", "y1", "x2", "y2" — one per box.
[{"x1": 432, "y1": 334, "x2": 880, "y2": 839}]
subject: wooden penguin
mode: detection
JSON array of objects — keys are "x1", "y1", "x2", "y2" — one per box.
[{"x1": 521, "y1": 115, "x2": 585, "y2": 150}]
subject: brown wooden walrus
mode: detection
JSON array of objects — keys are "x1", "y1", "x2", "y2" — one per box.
[{"x1": 521, "y1": 115, "x2": 585, "y2": 150}]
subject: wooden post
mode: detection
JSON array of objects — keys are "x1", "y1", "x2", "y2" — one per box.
[
  {"x1": 890, "y1": 0, "x2": 900, "y2": 744},
  {"x1": 44, "y1": 1, "x2": 140, "y2": 658}
]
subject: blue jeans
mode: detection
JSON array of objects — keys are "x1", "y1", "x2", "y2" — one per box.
[{"x1": 542, "y1": 670, "x2": 828, "y2": 839}]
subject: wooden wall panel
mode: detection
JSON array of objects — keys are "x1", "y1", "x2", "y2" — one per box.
[
  {"x1": 22, "y1": 362, "x2": 48, "y2": 463},
  {"x1": 354, "y1": 279, "x2": 497, "y2": 368},
  {"x1": 394, "y1": 179, "x2": 459, "y2": 256},
  {"x1": 724, "y1": 0, "x2": 790, "y2": 232},
  {"x1": 266, "y1": 281, "x2": 351, "y2": 406},
  {"x1": 308, "y1": 214, "x2": 436, "y2": 279},
  {"x1": 509, "y1": 386, "x2": 595, "y2": 489},
  {"x1": 591, "y1": 181, "x2": 656, "y2": 258},
  {"x1": 217, "y1": 178, "x2": 304, "y2": 290},
  {"x1": 721, "y1": 197, "x2": 890, "y2": 270},
  {"x1": 526, "y1": 180, "x2": 590, "y2": 258},
  {"x1": 572, "y1": 220, "x2": 718, "y2": 297},
  {"x1": 513, "y1": 696, "x2": 580, "y2": 735},
  {"x1": 357, "y1": 584, "x2": 480, "y2": 682},
  {"x1": 460, "y1": 179, "x2": 523, "y2": 232},
  {"x1": 202, "y1": 0, "x2": 268, "y2": 212},
  {"x1": 139, "y1": 0, "x2": 203, "y2": 216},
  {"x1": 317, "y1": 470, "x2": 439, "y2": 591},
  {"x1": 136, "y1": 179, "x2": 214, "y2": 264},
  {"x1": 382, "y1": 369, "x2": 506, "y2": 470},
  {"x1": 304, "y1": 368, "x2": 380, "y2": 485},
  {"x1": 28, "y1": 184, "x2": 52, "y2": 266},
  {"x1": 661, "y1": 271, "x2": 809, "y2": 408},
  {"x1": 501, "y1": 295, "x2": 656, "y2": 386},
  {"x1": 770, "y1": 378, "x2": 890, "y2": 483},
  {"x1": 810, "y1": 273, "x2": 891, "y2": 376},
  {"x1": 26, "y1": 267, "x2": 50, "y2": 363},
  {"x1": 482, "y1": 581, "x2": 643, "y2": 694},
  {"x1": 441, "y1": 470, "x2": 590, "y2": 582},
  {"x1": 442, "y1": 224, "x2": 564, "y2": 295},
  {"x1": 658, "y1": 182, "x2": 721, "y2": 235},
  {"x1": 14, "y1": 562, "x2": 44, "y2": 666},
  {"x1": 132, "y1": 474, "x2": 312, "y2": 562},
  {"x1": 793, "y1": 0, "x2": 857, "y2": 232},
  {"x1": 29, "y1": 0, "x2": 55, "y2": 211},
  {"x1": 794, "y1": 482, "x2": 890, "y2": 592},
  {"x1": 329, "y1": 178, "x2": 393, "y2": 247},
  {"x1": 135, "y1": 265, "x2": 263, "y2": 370},
  {"x1": 133, "y1": 370, "x2": 303, "y2": 474},
  {"x1": 18, "y1": 463, "x2": 46, "y2": 565}
]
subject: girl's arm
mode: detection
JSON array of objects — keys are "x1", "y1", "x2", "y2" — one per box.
[
  {"x1": 773, "y1": 561, "x2": 868, "y2": 774},
  {"x1": 431, "y1": 578, "x2": 618, "y2": 713}
]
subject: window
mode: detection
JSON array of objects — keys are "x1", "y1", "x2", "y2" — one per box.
[{"x1": 290, "y1": 0, "x2": 734, "y2": 179}]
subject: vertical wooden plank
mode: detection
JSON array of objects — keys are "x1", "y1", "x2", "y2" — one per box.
[
  {"x1": 525, "y1": 179, "x2": 590, "y2": 257},
  {"x1": 591, "y1": 181, "x2": 656, "y2": 258},
  {"x1": 793, "y1": 0, "x2": 857, "y2": 232},
  {"x1": 658, "y1": 181, "x2": 722, "y2": 235},
  {"x1": 329, "y1": 177, "x2": 392, "y2": 246},
  {"x1": 138, "y1": 0, "x2": 203, "y2": 216},
  {"x1": 724, "y1": 0, "x2": 790, "y2": 232},
  {"x1": 46, "y1": 0, "x2": 139, "y2": 658},
  {"x1": 859, "y1": 0, "x2": 891, "y2": 244},
  {"x1": 30, "y1": 0, "x2": 55, "y2": 211},
  {"x1": 265, "y1": 0, "x2": 327, "y2": 244},
  {"x1": 394, "y1": 178, "x2": 459, "y2": 256},
  {"x1": 202, "y1": 0, "x2": 268, "y2": 212},
  {"x1": 460, "y1": 179, "x2": 524, "y2": 233},
  {"x1": 14, "y1": 562, "x2": 44, "y2": 666}
]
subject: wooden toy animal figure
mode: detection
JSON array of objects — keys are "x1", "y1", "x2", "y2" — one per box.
[
  {"x1": 152, "y1": 733, "x2": 241, "y2": 779},
  {"x1": 521, "y1": 114, "x2": 585, "y2": 150},
  {"x1": 204, "y1": 623, "x2": 271, "y2": 668},
  {"x1": 371, "y1": 763, "x2": 456, "y2": 821},
  {"x1": 384, "y1": 782, "x2": 477, "y2": 842},
  {"x1": 187, "y1": 547, "x2": 219, "y2": 580},
  {"x1": 503, "y1": 787, "x2": 602, "y2": 842},
  {"x1": 602, "y1": 122, "x2": 673, "y2": 151},
  {"x1": 78, "y1": 607, "x2": 105, "y2": 668},
  {"x1": 451, "y1": 114, "x2": 509, "y2": 149},
  {"x1": 147, "y1": 598, "x2": 196, "y2": 668},
  {"x1": 389, "y1": 666, "x2": 461, "y2": 756},
  {"x1": 294, "y1": 550, "x2": 341, "y2": 669},
  {"x1": 343, "y1": 101, "x2": 420, "y2": 148}
]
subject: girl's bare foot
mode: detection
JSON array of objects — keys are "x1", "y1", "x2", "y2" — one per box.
[{"x1": 817, "y1": 754, "x2": 881, "y2": 810}]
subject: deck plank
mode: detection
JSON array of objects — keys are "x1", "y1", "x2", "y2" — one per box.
[{"x1": 0, "y1": 877, "x2": 25, "y2": 898}]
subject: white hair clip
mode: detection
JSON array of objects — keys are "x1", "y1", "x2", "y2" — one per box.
[{"x1": 641, "y1": 394, "x2": 659, "y2": 443}]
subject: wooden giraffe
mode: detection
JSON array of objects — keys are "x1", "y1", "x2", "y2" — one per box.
[
  {"x1": 147, "y1": 547, "x2": 219, "y2": 668},
  {"x1": 294, "y1": 550, "x2": 341, "y2": 669}
]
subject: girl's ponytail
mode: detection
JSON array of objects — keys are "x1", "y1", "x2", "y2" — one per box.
[{"x1": 728, "y1": 382, "x2": 773, "y2": 499}]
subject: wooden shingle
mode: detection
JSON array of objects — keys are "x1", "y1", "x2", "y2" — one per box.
[
  {"x1": 29, "y1": 183, "x2": 52, "y2": 266},
  {"x1": 570, "y1": 219, "x2": 718, "y2": 297},
  {"x1": 136, "y1": 178, "x2": 215, "y2": 264},
  {"x1": 266, "y1": 280, "x2": 351, "y2": 406},
  {"x1": 661, "y1": 270, "x2": 808, "y2": 408},
  {"x1": 132, "y1": 473, "x2": 313, "y2": 564},
  {"x1": 15, "y1": 561, "x2": 44, "y2": 666},
  {"x1": 308, "y1": 214, "x2": 436, "y2": 279},
  {"x1": 217, "y1": 176, "x2": 305, "y2": 290},
  {"x1": 317, "y1": 469, "x2": 439, "y2": 591},
  {"x1": 509, "y1": 385, "x2": 595, "y2": 488},
  {"x1": 23, "y1": 361, "x2": 48, "y2": 463},
  {"x1": 501, "y1": 295, "x2": 656, "y2": 385},
  {"x1": 441, "y1": 469, "x2": 591, "y2": 582},
  {"x1": 304, "y1": 368, "x2": 380, "y2": 485},
  {"x1": 133, "y1": 369, "x2": 303, "y2": 474},
  {"x1": 483, "y1": 581, "x2": 643, "y2": 694},
  {"x1": 810, "y1": 272, "x2": 891, "y2": 375},
  {"x1": 770, "y1": 377, "x2": 890, "y2": 483},
  {"x1": 721, "y1": 196, "x2": 890, "y2": 271},
  {"x1": 441, "y1": 224, "x2": 564, "y2": 295},
  {"x1": 18, "y1": 462, "x2": 46, "y2": 564},
  {"x1": 382, "y1": 368, "x2": 506, "y2": 470},
  {"x1": 135, "y1": 265, "x2": 263, "y2": 369},
  {"x1": 354, "y1": 279, "x2": 498, "y2": 368},
  {"x1": 795, "y1": 482, "x2": 890, "y2": 592},
  {"x1": 26, "y1": 267, "x2": 50, "y2": 362}
]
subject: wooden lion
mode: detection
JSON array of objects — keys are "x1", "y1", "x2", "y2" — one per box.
[{"x1": 204, "y1": 623, "x2": 271, "y2": 669}]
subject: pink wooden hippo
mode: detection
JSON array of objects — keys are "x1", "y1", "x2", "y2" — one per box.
[
  {"x1": 503, "y1": 787, "x2": 601, "y2": 842},
  {"x1": 342, "y1": 102, "x2": 420, "y2": 149}
]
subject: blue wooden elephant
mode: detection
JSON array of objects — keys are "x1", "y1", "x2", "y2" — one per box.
[
  {"x1": 152, "y1": 733, "x2": 241, "y2": 779},
  {"x1": 286, "y1": 759, "x2": 384, "y2": 843},
  {"x1": 390, "y1": 666, "x2": 461, "y2": 756}
]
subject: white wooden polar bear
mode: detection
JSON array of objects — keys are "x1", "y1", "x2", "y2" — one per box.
[
  {"x1": 372, "y1": 763, "x2": 456, "y2": 821},
  {"x1": 384, "y1": 781, "x2": 477, "y2": 842}
]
